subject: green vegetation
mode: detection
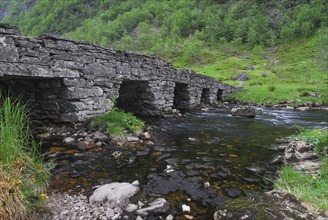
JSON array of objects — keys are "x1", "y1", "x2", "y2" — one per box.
[
  {"x1": 0, "y1": 97, "x2": 50, "y2": 219},
  {"x1": 275, "y1": 128, "x2": 328, "y2": 210},
  {"x1": 291, "y1": 128, "x2": 328, "y2": 155},
  {"x1": 274, "y1": 160, "x2": 328, "y2": 210},
  {"x1": 1, "y1": 0, "x2": 327, "y2": 105},
  {"x1": 91, "y1": 107, "x2": 144, "y2": 138},
  {"x1": 192, "y1": 28, "x2": 328, "y2": 105}
]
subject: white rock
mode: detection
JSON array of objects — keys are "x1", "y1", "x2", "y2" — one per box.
[
  {"x1": 204, "y1": 182, "x2": 210, "y2": 187},
  {"x1": 138, "y1": 201, "x2": 145, "y2": 208},
  {"x1": 136, "y1": 216, "x2": 143, "y2": 220},
  {"x1": 127, "y1": 136, "x2": 139, "y2": 142},
  {"x1": 166, "y1": 214, "x2": 174, "y2": 220},
  {"x1": 114, "y1": 207, "x2": 123, "y2": 214},
  {"x1": 136, "y1": 198, "x2": 169, "y2": 216},
  {"x1": 131, "y1": 180, "x2": 139, "y2": 186},
  {"x1": 188, "y1": 137, "x2": 197, "y2": 142},
  {"x1": 63, "y1": 137, "x2": 75, "y2": 143},
  {"x1": 164, "y1": 165, "x2": 174, "y2": 173},
  {"x1": 182, "y1": 204, "x2": 191, "y2": 212},
  {"x1": 105, "y1": 208, "x2": 115, "y2": 218},
  {"x1": 125, "y1": 204, "x2": 139, "y2": 212},
  {"x1": 89, "y1": 182, "x2": 139, "y2": 207}
]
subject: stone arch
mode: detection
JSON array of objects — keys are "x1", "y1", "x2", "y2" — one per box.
[
  {"x1": 0, "y1": 77, "x2": 64, "y2": 123},
  {"x1": 116, "y1": 80, "x2": 155, "y2": 116},
  {"x1": 201, "y1": 88, "x2": 210, "y2": 104},
  {"x1": 217, "y1": 89, "x2": 224, "y2": 102},
  {"x1": 173, "y1": 82, "x2": 190, "y2": 110}
]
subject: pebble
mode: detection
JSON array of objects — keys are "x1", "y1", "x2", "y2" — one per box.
[
  {"x1": 182, "y1": 204, "x2": 191, "y2": 212},
  {"x1": 125, "y1": 204, "x2": 138, "y2": 212},
  {"x1": 183, "y1": 214, "x2": 194, "y2": 219}
]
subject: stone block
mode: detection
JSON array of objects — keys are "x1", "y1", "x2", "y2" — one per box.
[
  {"x1": 54, "y1": 87, "x2": 104, "y2": 100},
  {"x1": 0, "y1": 37, "x2": 19, "y2": 62},
  {"x1": 39, "y1": 101, "x2": 59, "y2": 111},
  {"x1": 53, "y1": 68, "x2": 80, "y2": 78},
  {"x1": 60, "y1": 102, "x2": 86, "y2": 113}
]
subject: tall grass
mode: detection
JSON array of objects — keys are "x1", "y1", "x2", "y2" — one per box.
[
  {"x1": 275, "y1": 128, "x2": 328, "y2": 211},
  {"x1": 0, "y1": 97, "x2": 49, "y2": 220},
  {"x1": 274, "y1": 160, "x2": 328, "y2": 210}
]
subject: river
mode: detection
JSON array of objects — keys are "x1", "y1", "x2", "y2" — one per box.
[{"x1": 46, "y1": 106, "x2": 328, "y2": 218}]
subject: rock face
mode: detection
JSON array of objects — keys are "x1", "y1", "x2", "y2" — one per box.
[
  {"x1": 284, "y1": 141, "x2": 320, "y2": 175},
  {"x1": 231, "y1": 106, "x2": 256, "y2": 118},
  {"x1": 0, "y1": 23, "x2": 238, "y2": 123},
  {"x1": 89, "y1": 182, "x2": 139, "y2": 207},
  {"x1": 285, "y1": 141, "x2": 318, "y2": 162}
]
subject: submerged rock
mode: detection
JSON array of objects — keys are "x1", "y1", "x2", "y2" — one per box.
[
  {"x1": 214, "y1": 190, "x2": 319, "y2": 220},
  {"x1": 89, "y1": 182, "x2": 139, "y2": 207},
  {"x1": 77, "y1": 141, "x2": 96, "y2": 150},
  {"x1": 231, "y1": 106, "x2": 256, "y2": 118},
  {"x1": 136, "y1": 198, "x2": 169, "y2": 216},
  {"x1": 223, "y1": 188, "x2": 243, "y2": 198}
]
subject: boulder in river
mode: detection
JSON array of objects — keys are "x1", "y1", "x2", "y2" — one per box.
[
  {"x1": 231, "y1": 106, "x2": 256, "y2": 118},
  {"x1": 89, "y1": 182, "x2": 139, "y2": 207},
  {"x1": 136, "y1": 198, "x2": 169, "y2": 216}
]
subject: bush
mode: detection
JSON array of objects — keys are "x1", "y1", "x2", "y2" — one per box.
[
  {"x1": 0, "y1": 97, "x2": 50, "y2": 219},
  {"x1": 268, "y1": 85, "x2": 276, "y2": 92},
  {"x1": 91, "y1": 107, "x2": 144, "y2": 138},
  {"x1": 249, "y1": 81, "x2": 263, "y2": 86}
]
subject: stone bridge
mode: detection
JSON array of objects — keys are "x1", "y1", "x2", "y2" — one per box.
[{"x1": 0, "y1": 23, "x2": 237, "y2": 123}]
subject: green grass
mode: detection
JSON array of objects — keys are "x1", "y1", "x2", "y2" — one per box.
[
  {"x1": 91, "y1": 107, "x2": 144, "y2": 138},
  {"x1": 274, "y1": 159, "x2": 328, "y2": 210},
  {"x1": 275, "y1": 128, "x2": 328, "y2": 210},
  {"x1": 290, "y1": 128, "x2": 328, "y2": 155},
  {"x1": 179, "y1": 29, "x2": 328, "y2": 106},
  {"x1": 0, "y1": 97, "x2": 50, "y2": 219}
]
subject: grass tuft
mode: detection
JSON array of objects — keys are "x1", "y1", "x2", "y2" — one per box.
[
  {"x1": 275, "y1": 128, "x2": 328, "y2": 211},
  {"x1": 0, "y1": 97, "x2": 50, "y2": 220},
  {"x1": 274, "y1": 161, "x2": 328, "y2": 210},
  {"x1": 91, "y1": 107, "x2": 145, "y2": 138}
]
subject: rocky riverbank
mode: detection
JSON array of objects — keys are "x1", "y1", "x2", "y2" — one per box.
[
  {"x1": 213, "y1": 131, "x2": 328, "y2": 220},
  {"x1": 227, "y1": 100, "x2": 328, "y2": 112},
  {"x1": 37, "y1": 182, "x2": 173, "y2": 220}
]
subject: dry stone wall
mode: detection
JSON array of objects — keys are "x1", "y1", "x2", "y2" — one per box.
[{"x1": 0, "y1": 23, "x2": 237, "y2": 123}]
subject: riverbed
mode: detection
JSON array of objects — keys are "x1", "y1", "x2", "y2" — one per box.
[{"x1": 45, "y1": 106, "x2": 328, "y2": 218}]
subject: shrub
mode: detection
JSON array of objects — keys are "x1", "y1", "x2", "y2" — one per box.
[
  {"x1": 249, "y1": 81, "x2": 263, "y2": 86},
  {"x1": 268, "y1": 85, "x2": 276, "y2": 92},
  {"x1": 91, "y1": 107, "x2": 144, "y2": 138},
  {"x1": 0, "y1": 97, "x2": 50, "y2": 219}
]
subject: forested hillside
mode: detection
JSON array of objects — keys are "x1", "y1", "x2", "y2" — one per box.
[{"x1": 1, "y1": 0, "x2": 327, "y2": 105}]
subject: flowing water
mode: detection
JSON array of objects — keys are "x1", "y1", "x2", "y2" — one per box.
[{"x1": 46, "y1": 106, "x2": 328, "y2": 218}]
